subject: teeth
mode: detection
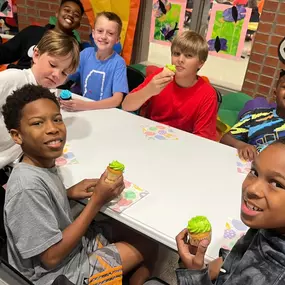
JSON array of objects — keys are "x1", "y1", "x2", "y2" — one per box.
[
  {"x1": 47, "y1": 140, "x2": 61, "y2": 146},
  {"x1": 65, "y1": 19, "x2": 72, "y2": 24},
  {"x1": 246, "y1": 201, "x2": 262, "y2": 212}
]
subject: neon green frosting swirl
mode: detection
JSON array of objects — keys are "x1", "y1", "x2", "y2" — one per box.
[
  {"x1": 187, "y1": 216, "x2": 211, "y2": 233},
  {"x1": 165, "y1": 64, "x2": 176, "y2": 72},
  {"x1": 109, "y1": 160, "x2": 125, "y2": 171}
]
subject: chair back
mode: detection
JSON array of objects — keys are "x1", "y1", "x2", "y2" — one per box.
[{"x1": 127, "y1": 66, "x2": 145, "y2": 92}]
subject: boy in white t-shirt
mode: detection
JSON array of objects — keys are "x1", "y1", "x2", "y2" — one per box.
[{"x1": 0, "y1": 29, "x2": 80, "y2": 170}]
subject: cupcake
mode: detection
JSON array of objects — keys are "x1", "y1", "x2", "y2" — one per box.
[
  {"x1": 165, "y1": 64, "x2": 176, "y2": 73},
  {"x1": 60, "y1": 90, "x2": 72, "y2": 100},
  {"x1": 187, "y1": 216, "x2": 212, "y2": 247},
  {"x1": 105, "y1": 160, "x2": 125, "y2": 184}
]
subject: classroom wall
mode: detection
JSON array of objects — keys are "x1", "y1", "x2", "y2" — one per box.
[
  {"x1": 15, "y1": 0, "x2": 91, "y2": 42},
  {"x1": 242, "y1": 0, "x2": 285, "y2": 100}
]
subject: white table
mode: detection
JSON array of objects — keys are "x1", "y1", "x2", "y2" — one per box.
[{"x1": 58, "y1": 102, "x2": 245, "y2": 261}]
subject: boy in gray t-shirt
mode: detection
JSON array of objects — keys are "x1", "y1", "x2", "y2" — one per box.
[{"x1": 2, "y1": 84, "x2": 155, "y2": 285}]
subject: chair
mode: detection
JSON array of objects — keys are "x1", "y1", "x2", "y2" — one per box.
[
  {"x1": 127, "y1": 65, "x2": 145, "y2": 92},
  {"x1": 218, "y1": 92, "x2": 252, "y2": 127},
  {"x1": 0, "y1": 257, "x2": 34, "y2": 285},
  {"x1": 214, "y1": 87, "x2": 223, "y2": 110}
]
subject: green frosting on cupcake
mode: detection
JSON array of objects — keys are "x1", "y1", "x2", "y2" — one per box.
[
  {"x1": 187, "y1": 216, "x2": 211, "y2": 233},
  {"x1": 165, "y1": 64, "x2": 176, "y2": 72},
  {"x1": 109, "y1": 160, "x2": 125, "y2": 171}
]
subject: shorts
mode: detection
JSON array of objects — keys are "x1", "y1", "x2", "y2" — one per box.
[{"x1": 83, "y1": 222, "x2": 122, "y2": 285}]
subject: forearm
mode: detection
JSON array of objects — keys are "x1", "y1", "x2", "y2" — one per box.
[
  {"x1": 122, "y1": 86, "x2": 153, "y2": 111},
  {"x1": 40, "y1": 196, "x2": 102, "y2": 268},
  {"x1": 83, "y1": 94, "x2": 123, "y2": 110},
  {"x1": 220, "y1": 132, "x2": 246, "y2": 148}
]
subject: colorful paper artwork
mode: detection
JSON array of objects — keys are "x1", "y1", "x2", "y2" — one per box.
[
  {"x1": 206, "y1": 4, "x2": 252, "y2": 59},
  {"x1": 0, "y1": 0, "x2": 12, "y2": 18},
  {"x1": 221, "y1": 218, "x2": 248, "y2": 250},
  {"x1": 142, "y1": 125, "x2": 179, "y2": 140},
  {"x1": 56, "y1": 144, "x2": 78, "y2": 167},
  {"x1": 150, "y1": 0, "x2": 186, "y2": 46},
  {"x1": 107, "y1": 180, "x2": 149, "y2": 213},
  {"x1": 236, "y1": 153, "x2": 251, "y2": 174}
]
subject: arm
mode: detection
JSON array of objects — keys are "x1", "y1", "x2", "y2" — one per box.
[
  {"x1": 40, "y1": 172, "x2": 124, "y2": 269},
  {"x1": 221, "y1": 132, "x2": 257, "y2": 161},
  {"x1": 81, "y1": 92, "x2": 123, "y2": 109},
  {"x1": 122, "y1": 68, "x2": 175, "y2": 112},
  {"x1": 0, "y1": 26, "x2": 36, "y2": 64},
  {"x1": 6, "y1": 172, "x2": 124, "y2": 270},
  {"x1": 175, "y1": 229, "x2": 214, "y2": 285},
  {"x1": 40, "y1": 194, "x2": 102, "y2": 268},
  {"x1": 60, "y1": 92, "x2": 123, "y2": 111},
  {"x1": 122, "y1": 83, "x2": 154, "y2": 112},
  {"x1": 220, "y1": 117, "x2": 257, "y2": 161},
  {"x1": 220, "y1": 132, "x2": 248, "y2": 148}
]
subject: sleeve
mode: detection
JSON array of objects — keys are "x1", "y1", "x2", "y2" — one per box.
[
  {"x1": 130, "y1": 68, "x2": 162, "y2": 94},
  {"x1": 0, "y1": 70, "x2": 24, "y2": 108},
  {"x1": 175, "y1": 268, "x2": 214, "y2": 285},
  {"x1": 229, "y1": 114, "x2": 252, "y2": 142},
  {"x1": 112, "y1": 60, "x2": 129, "y2": 94},
  {"x1": 0, "y1": 26, "x2": 34, "y2": 64},
  {"x1": 5, "y1": 189, "x2": 62, "y2": 259},
  {"x1": 129, "y1": 68, "x2": 162, "y2": 115},
  {"x1": 193, "y1": 89, "x2": 218, "y2": 140}
]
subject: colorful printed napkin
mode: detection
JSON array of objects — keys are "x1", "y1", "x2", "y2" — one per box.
[
  {"x1": 221, "y1": 218, "x2": 248, "y2": 250},
  {"x1": 142, "y1": 125, "x2": 178, "y2": 140},
  {"x1": 107, "y1": 180, "x2": 149, "y2": 213},
  {"x1": 56, "y1": 144, "x2": 78, "y2": 167},
  {"x1": 236, "y1": 154, "x2": 251, "y2": 174}
]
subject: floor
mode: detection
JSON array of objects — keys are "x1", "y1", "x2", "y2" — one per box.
[{"x1": 153, "y1": 245, "x2": 179, "y2": 284}]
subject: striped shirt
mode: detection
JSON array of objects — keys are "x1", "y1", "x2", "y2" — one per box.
[{"x1": 230, "y1": 108, "x2": 285, "y2": 152}]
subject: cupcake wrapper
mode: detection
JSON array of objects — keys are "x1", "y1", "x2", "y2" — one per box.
[
  {"x1": 105, "y1": 167, "x2": 123, "y2": 183},
  {"x1": 189, "y1": 231, "x2": 211, "y2": 247}
]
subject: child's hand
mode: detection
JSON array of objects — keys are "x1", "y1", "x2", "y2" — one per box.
[
  {"x1": 237, "y1": 143, "x2": 257, "y2": 161},
  {"x1": 176, "y1": 228, "x2": 209, "y2": 270},
  {"x1": 67, "y1": 179, "x2": 99, "y2": 200},
  {"x1": 147, "y1": 69, "x2": 175, "y2": 96},
  {"x1": 91, "y1": 171, "x2": 125, "y2": 206},
  {"x1": 60, "y1": 98, "x2": 88, "y2": 111}
]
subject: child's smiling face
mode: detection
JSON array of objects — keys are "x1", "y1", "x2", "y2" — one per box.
[
  {"x1": 92, "y1": 15, "x2": 120, "y2": 54},
  {"x1": 11, "y1": 98, "x2": 66, "y2": 168},
  {"x1": 56, "y1": 1, "x2": 82, "y2": 33},
  {"x1": 241, "y1": 142, "x2": 285, "y2": 233}
]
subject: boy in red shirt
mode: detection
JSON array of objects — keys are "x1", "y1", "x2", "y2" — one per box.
[{"x1": 122, "y1": 31, "x2": 217, "y2": 140}]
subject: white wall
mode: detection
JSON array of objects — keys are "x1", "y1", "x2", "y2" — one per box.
[{"x1": 147, "y1": 42, "x2": 249, "y2": 92}]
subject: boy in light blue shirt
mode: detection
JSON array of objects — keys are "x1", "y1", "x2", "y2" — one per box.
[{"x1": 60, "y1": 12, "x2": 128, "y2": 111}]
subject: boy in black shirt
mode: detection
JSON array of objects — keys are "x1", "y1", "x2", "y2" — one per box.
[{"x1": 0, "y1": 0, "x2": 84, "y2": 69}]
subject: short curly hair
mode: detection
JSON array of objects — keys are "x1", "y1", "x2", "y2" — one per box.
[
  {"x1": 2, "y1": 84, "x2": 60, "y2": 131},
  {"x1": 60, "y1": 0, "x2": 84, "y2": 15}
]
